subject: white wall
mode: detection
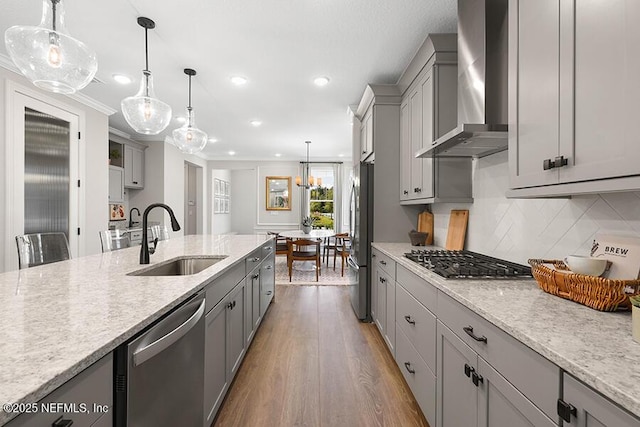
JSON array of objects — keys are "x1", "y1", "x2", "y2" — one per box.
[
  {"x1": 0, "y1": 67, "x2": 109, "y2": 272},
  {"x1": 211, "y1": 169, "x2": 232, "y2": 234},
  {"x1": 431, "y1": 151, "x2": 640, "y2": 265}
]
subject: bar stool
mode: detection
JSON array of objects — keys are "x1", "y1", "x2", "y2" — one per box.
[{"x1": 15, "y1": 232, "x2": 71, "y2": 269}]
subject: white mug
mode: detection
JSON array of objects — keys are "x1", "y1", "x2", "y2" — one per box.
[{"x1": 564, "y1": 255, "x2": 607, "y2": 276}]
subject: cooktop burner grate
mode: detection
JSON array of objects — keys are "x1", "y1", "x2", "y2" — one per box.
[{"x1": 404, "y1": 249, "x2": 533, "y2": 279}]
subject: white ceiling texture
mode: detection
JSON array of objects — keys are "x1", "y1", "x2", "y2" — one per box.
[{"x1": 0, "y1": 0, "x2": 457, "y2": 161}]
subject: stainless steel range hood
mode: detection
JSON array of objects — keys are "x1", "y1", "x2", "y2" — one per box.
[{"x1": 417, "y1": 0, "x2": 508, "y2": 158}]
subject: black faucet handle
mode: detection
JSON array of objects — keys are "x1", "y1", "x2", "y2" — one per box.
[{"x1": 149, "y1": 237, "x2": 159, "y2": 254}]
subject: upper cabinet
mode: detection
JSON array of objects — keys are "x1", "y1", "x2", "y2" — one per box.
[
  {"x1": 355, "y1": 85, "x2": 401, "y2": 164},
  {"x1": 398, "y1": 34, "x2": 473, "y2": 204},
  {"x1": 109, "y1": 131, "x2": 147, "y2": 190},
  {"x1": 508, "y1": 0, "x2": 640, "y2": 197}
]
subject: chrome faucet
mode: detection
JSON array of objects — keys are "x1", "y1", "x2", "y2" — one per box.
[
  {"x1": 140, "y1": 203, "x2": 181, "y2": 264},
  {"x1": 129, "y1": 207, "x2": 141, "y2": 228}
]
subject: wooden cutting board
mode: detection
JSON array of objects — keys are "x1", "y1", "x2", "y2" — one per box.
[
  {"x1": 417, "y1": 211, "x2": 434, "y2": 245},
  {"x1": 445, "y1": 210, "x2": 469, "y2": 250}
]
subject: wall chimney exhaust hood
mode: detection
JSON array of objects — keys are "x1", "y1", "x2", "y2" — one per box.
[{"x1": 417, "y1": 0, "x2": 508, "y2": 158}]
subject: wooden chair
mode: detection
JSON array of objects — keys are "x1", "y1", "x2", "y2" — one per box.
[
  {"x1": 267, "y1": 231, "x2": 288, "y2": 256},
  {"x1": 333, "y1": 233, "x2": 351, "y2": 276},
  {"x1": 15, "y1": 232, "x2": 71, "y2": 269},
  {"x1": 287, "y1": 238, "x2": 321, "y2": 282},
  {"x1": 322, "y1": 235, "x2": 339, "y2": 265}
]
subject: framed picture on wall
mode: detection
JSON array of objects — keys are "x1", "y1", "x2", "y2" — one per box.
[
  {"x1": 214, "y1": 178, "x2": 221, "y2": 196},
  {"x1": 265, "y1": 176, "x2": 291, "y2": 211},
  {"x1": 224, "y1": 181, "x2": 230, "y2": 197},
  {"x1": 214, "y1": 197, "x2": 220, "y2": 213},
  {"x1": 224, "y1": 199, "x2": 230, "y2": 213}
]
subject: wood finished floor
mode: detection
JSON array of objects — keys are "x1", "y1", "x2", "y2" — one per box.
[{"x1": 213, "y1": 285, "x2": 429, "y2": 427}]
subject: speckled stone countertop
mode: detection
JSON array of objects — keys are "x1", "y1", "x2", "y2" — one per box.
[
  {"x1": 372, "y1": 242, "x2": 640, "y2": 419},
  {"x1": 0, "y1": 234, "x2": 270, "y2": 425}
]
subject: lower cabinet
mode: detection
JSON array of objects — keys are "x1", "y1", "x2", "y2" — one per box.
[
  {"x1": 6, "y1": 354, "x2": 113, "y2": 427},
  {"x1": 246, "y1": 267, "x2": 261, "y2": 346},
  {"x1": 259, "y1": 254, "x2": 275, "y2": 318},
  {"x1": 371, "y1": 248, "x2": 396, "y2": 355},
  {"x1": 561, "y1": 373, "x2": 640, "y2": 427},
  {"x1": 436, "y1": 321, "x2": 556, "y2": 427}
]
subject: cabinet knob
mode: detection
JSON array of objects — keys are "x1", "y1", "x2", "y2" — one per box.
[
  {"x1": 403, "y1": 362, "x2": 416, "y2": 374},
  {"x1": 362, "y1": 150, "x2": 366, "y2": 154},
  {"x1": 557, "y1": 399, "x2": 577, "y2": 423},
  {"x1": 463, "y1": 325, "x2": 488, "y2": 343},
  {"x1": 52, "y1": 416, "x2": 73, "y2": 427}
]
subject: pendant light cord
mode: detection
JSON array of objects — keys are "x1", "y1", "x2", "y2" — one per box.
[
  {"x1": 144, "y1": 27, "x2": 149, "y2": 72},
  {"x1": 188, "y1": 75, "x2": 192, "y2": 108},
  {"x1": 51, "y1": 0, "x2": 59, "y2": 31}
]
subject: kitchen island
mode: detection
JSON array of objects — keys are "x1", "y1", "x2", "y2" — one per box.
[
  {"x1": 373, "y1": 242, "x2": 640, "y2": 424},
  {"x1": 0, "y1": 234, "x2": 272, "y2": 426}
]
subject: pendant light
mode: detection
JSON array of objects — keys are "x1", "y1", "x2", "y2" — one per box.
[
  {"x1": 172, "y1": 68, "x2": 208, "y2": 154},
  {"x1": 296, "y1": 141, "x2": 322, "y2": 189},
  {"x1": 4, "y1": 0, "x2": 98, "y2": 94},
  {"x1": 121, "y1": 17, "x2": 171, "y2": 135}
]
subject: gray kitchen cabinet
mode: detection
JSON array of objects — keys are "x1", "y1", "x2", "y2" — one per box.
[
  {"x1": 371, "y1": 252, "x2": 379, "y2": 325},
  {"x1": 108, "y1": 166, "x2": 124, "y2": 203},
  {"x1": 360, "y1": 109, "x2": 374, "y2": 162},
  {"x1": 6, "y1": 354, "x2": 112, "y2": 427},
  {"x1": 374, "y1": 266, "x2": 386, "y2": 337},
  {"x1": 561, "y1": 373, "x2": 640, "y2": 427},
  {"x1": 246, "y1": 268, "x2": 261, "y2": 346},
  {"x1": 124, "y1": 144, "x2": 145, "y2": 189},
  {"x1": 259, "y1": 254, "x2": 275, "y2": 318},
  {"x1": 204, "y1": 297, "x2": 228, "y2": 426},
  {"x1": 398, "y1": 34, "x2": 472, "y2": 204},
  {"x1": 228, "y1": 281, "x2": 247, "y2": 378},
  {"x1": 509, "y1": 0, "x2": 640, "y2": 196},
  {"x1": 372, "y1": 248, "x2": 396, "y2": 355},
  {"x1": 436, "y1": 321, "x2": 557, "y2": 427}
]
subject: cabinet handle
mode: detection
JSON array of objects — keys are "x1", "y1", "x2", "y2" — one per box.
[
  {"x1": 463, "y1": 326, "x2": 487, "y2": 343},
  {"x1": 379, "y1": 277, "x2": 386, "y2": 283},
  {"x1": 557, "y1": 399, "x2": 577, "y2": 423},
  {"x1": 263, "y1": 246, "x2": 272, "y2": 250},
  {"x1": 403, "y1": 190, "x2": 409, "y2": 195},
  {"x1": 362, "y1": 150, "x2": 366, "y2": 154},
  {"x1": 380, "y1": 260, "x2": 387, "y2": 266},
  {"x1": 404, "y1": 362, "x2": 416, "y2": 374},
  {"x1": 52, "y1": 417, "x2": 73, "y2": 427},
  {"x1": 464, "y1": 363, "x2": 474, "y2": 378},
  {"x1": 266, "y1": 291, "x2": 272, "y2": 295},
  {"x1": 543, "y1": 155, "x2": 569, "y2": 170},
  {"x1": 404, "y1": 315, "x2": 415, "y2": 325},
  {"x1": 250, "y1": 257, "x2": 261, "y2": 262},
  {"x1": 416, "y1": 188, "x2": 422, "y2": 193},
  {"x1": 227, "y1": 301, "x2": 233, "y2": 310},
  {"x1": 253, "y1": 273, "x2": 260, "y2": 279},
  {"x1": 472, "y1": 371, "x2": 484, "y2": 387},
  {"x1": 265, "y1": 265, "x2": 272, "y2": 270},
  {"x1": 133, "y1": 181, "x2": 138, "y2": 184},
  {"x1": 372, "y1": 253, "x2": 376, "y2": 258}
]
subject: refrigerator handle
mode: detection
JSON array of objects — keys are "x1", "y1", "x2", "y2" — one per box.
[{"x1": 347, "y1": 255, "x2": 359, "y2": 271}]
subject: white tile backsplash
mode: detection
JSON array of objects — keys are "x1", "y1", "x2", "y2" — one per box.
[{"x1": 430, "y1": 151, "x2": 640, "y2": 265}]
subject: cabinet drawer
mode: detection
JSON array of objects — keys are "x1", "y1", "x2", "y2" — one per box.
[
  {"x1": 205, "y1": 262, "x2": 244, "y2": 313},
  {"x1": 372, "y1": 249, "x2": 395, "y2": 277},
  {"x1": 245, "y1": 249, "x2": 263, "y2": 274},
  {"x1": 261, "y1": 239, "x2": 275, "y2": 259},
  {"x1": 396, "y1": 326, "x2": 436, "y2": 426},
  {"x1": 396, "y1": 264, "x2": 437, "y2": 314},
  {"x1": 7, "y1": 354, "x2": 113, "y2": 427},
  {"x1": 437, "y1": 292, "x2": 560, "y2": 421},
  {"x1": 396, "y1": 283, "x2": 436, "y2": 372}
]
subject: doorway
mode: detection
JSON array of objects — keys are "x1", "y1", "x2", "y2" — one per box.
[
  {"x1": 5, "y1": 86, "x2": 82, "y2": 271},
  {"x1": 184, "y1": 162, "x2": 202, "y2": 235}
]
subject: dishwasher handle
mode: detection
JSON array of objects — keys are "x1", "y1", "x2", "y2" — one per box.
[{"x1": 133, "y1": 298, "x2": 205, "y2": 366}]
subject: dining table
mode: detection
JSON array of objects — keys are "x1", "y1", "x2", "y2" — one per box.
[{"x1": 278, "y1": 229, "x2": 335, "y2": 271}]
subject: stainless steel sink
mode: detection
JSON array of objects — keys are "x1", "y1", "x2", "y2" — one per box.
[{"x1": 128, "y1": 256, "x2": 227, "y2": 276}]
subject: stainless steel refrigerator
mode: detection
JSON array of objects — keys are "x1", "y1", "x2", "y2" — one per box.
[{"x1": 347, "y1": 162, "x2": 373, "y2": 321}]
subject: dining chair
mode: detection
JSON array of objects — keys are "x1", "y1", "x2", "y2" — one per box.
[
  {"x1": 322, "y1": 234, "x2": 339, "y2": 265},
  {"x1": 287, "y1": 238, "x2": 321, "y2": 282},
  {"x1": 151, "y1": 225, "x2": 170, "y2": 241},
  {"x1": 99, "y1": 229, "x2": 131, "y2": 252},
  {"x1": 267, "y1": 231, "x2": 288, "y2": 256},
  {"x1": 15, "y1": 232, "x2": 71, "y2": 269},
  {"x1": 333, "y1": 233, "x2": 351, "y2": 276}
]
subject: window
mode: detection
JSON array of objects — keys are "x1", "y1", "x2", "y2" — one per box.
[{"x1": 309, "y1": 166, "x2": 334, "y2": 229}]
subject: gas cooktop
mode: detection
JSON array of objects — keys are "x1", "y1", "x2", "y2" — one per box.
[{"x1": 404, "y1": 249, "x2": 533, "y2": 279}]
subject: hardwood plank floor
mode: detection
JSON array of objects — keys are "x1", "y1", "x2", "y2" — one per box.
[{"x1": 213, "y1": 285, "x2": 429, "y2": 427}]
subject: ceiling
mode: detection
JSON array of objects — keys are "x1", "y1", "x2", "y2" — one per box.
[{"x1": 0, "y1": 0, "x2": 457, "y2": 161}]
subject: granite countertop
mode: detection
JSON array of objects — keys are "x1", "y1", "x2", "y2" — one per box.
[
  {"x1": 0, "y1": 234, "x2": 270, "y2": 425},
  {"x1": 372, "y1": 242, "x2": 640, "y2": 419}
]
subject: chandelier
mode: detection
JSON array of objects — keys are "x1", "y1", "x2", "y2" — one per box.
[
  {"x1": 4, "y1": 0, "x2": 98, "y2": 94},
  {"x1": 296, "y1": 141, "x2": 322, "y2": 189}
]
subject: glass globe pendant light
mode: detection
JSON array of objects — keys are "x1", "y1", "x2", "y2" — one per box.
[
  {"x1": 4, "y1": 0, "x2": 98, "y2": 94},
  {"x1": 172, "y1": 68, "x2": 208, "y2": 154},
  {"x1": 121, "y1": 17, "x2": 171, "y2": 135}
]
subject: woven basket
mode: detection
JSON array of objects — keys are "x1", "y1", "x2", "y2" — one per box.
[{"x1": 528, "y1": 259, "x2": 640, "y2": 311}]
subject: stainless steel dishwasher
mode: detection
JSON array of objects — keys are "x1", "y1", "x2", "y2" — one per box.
[{"x1": 114, "y1": 293, "x2": 205, "y2": 426}]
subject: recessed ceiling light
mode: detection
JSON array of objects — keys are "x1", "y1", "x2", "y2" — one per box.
[
  {"x1": 208, "y1": 138, "x2": 218, "y2": 143},
  {"x1": 112, "y1": 74, "x2": 132, "y2": 85},
  {"x1": 250, "y1": 120, "x2": 262, "y2": 127},
  {"x1": 313, "y1": 76, "x2": 330, "y2": 87},
  {"x1": 230, "y1": 76, "x2": 248, "y2": 85},
  {"x1": 175, "y1": 116, "x2": 186, "y2": 123},
  {"x1": 228, "y1": 151, "x2": 236, "y2": 156},
  {"x1": 338, "y1": 154, "x2": 344, "y2": 157},
  {"x1": 275, "y1": 153, "x2": 282, "y2": 157}
]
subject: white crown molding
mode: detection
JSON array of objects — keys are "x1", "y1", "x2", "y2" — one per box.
[
  {"x1": 0, "y1": 53, "x2": 117, "y2": 116},
  {"x1": 108, "y1": 127, "x2": 131, "y2": 139}
]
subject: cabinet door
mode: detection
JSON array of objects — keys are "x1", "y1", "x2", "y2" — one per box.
[
  {"x1": 399, "y1": 100, "x2": 411, "y2": 201},
  {"x1": 477, "y1": 358, "x2": 557, "y2": 427},
  {"x1": 409, "y1": 84, "x2": 423, "y2": 198},
  {"x1": 384, "y1": 276, "x2": 395, "y2": 356},
  {"x1": 558, "y1": 0, "x2": 640, "y2": 184},
  {"x1": 124, "y1": 145, "x2": 144, "y2": 188},
  {"x1": 228, "y1": 282, "x2": 246, "y2": 379},
  {"x1": 509, "y1": 0, "x2": 561, "y2": 188},
  {"x1": 419, "y1": 69, "x2": 435, "y2": 199},
  {"x1": 260, "y1": 255, "x2": 275, "y2": 318},
  {"x1": 108, "y1": 166, "x2": 124, "y2": 202},
  {"x1": 370, "y1": 253, "x2": 378, "y2": 325},
  {"x1": 563, "y1": 374, "x2": 640, "y2": 427},
  {"x1": 436, "y1": 321, "x2": 477, "y2": 427},
  {"x1": 204, "y1": 301, "x2": 228, "y2": 426},
  {"x1": 360, "y1": 110, "x2": 374, "y2": 162},
  {"x1": 375, "y1": 268, "x2": 386, "y2": 336}
]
